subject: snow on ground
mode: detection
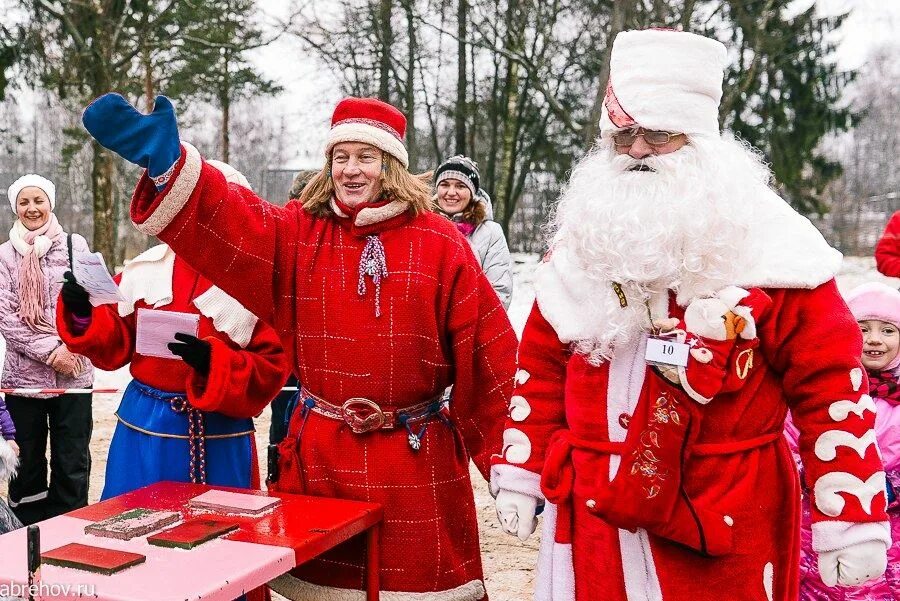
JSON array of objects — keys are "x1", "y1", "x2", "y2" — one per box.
[{"x1": 0, "y1": 253, "x2": 895, "y2": 600}]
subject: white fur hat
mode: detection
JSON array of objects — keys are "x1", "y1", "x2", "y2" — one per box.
[
  {"x1": 207, "y1": 160, "x2": 252, "y2": 190},
  {"x1": 599, "y1": 29, "x2": 728, "y2": 139},
  {"x1": 7, "y1": 173, "x2": 56, "y2": 213}
]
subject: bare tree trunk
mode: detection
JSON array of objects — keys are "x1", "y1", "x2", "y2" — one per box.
[
  {"x1": 221, "y1": 54, "x2": 231, "y2": 163},
  {"x1": 379, "y1": 0, "x2": 393, "y2": 101},
  {"x1": 404, "y1": 0, "x2": 417, "y2": 170},
  {"x1": 91, "y1": 141, "x2": 117, "y2": 270},
  {"x1": 653, "y1": 0, "x2": 670, "y2": 25},
  {"x1": 455, "y1": 0, "x2": 467, "y2": 155},
  {"x1": 583, "y1": 1, "x2": 629, "y2": 147},
  {"x1": 494, "y1": 60, "x2": 519, "y2": 226},
  {"x1": 143, "y1": 44, "x2": 154, "y2": 111}
]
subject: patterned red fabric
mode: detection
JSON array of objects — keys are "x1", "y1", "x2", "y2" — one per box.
[
  {"x1": 127, "y1": 148, "x2": 518, "y2": 598},
  {"x1": 496, "y1": 281, "x2": 886, "y2": 600},
  {"x1": 868, "y1": 370, "x2": 900, "y2": 406},
  {"x1": 57, "y1": 257, "x2": 288, "y2": 421}
]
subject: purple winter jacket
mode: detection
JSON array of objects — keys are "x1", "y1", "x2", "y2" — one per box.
[
  {"x1": 0, "y1": 395, "x2": 13, "y2": 440},
  {"x1": 0, "y1": 234, "x2": 94, "y2": 398}
]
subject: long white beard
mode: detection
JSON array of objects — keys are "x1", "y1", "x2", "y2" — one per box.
[{"x1": 547, "y1": 134, "x2": 771, "y2": 363}]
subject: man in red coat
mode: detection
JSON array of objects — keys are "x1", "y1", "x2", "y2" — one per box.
[
  {"x1": 79, "y1": 95, "x2": 517, "y2": 600},
  {"x1": 491, "y1": 29, "x2": 890, "y2": 600}
]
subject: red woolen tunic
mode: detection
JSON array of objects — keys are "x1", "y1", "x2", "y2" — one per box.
[
  {"x1": 57, "y1": 254, "x2": 288, "y2": 488},
  {"x1": 126, "y1": 144, "x2": 518, "y2": 600}
]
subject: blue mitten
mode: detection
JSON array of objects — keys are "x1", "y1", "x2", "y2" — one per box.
[{"x1": 82, "y1": 94, "x2": 181, "y2": 190}]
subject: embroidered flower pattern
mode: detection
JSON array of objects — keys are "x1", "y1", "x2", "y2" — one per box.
[{"x1": 629, "y1": 392, "x2": 682, "y2": 499}]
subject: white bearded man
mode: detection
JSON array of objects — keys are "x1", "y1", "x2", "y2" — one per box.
[{"x1": 490, "y1": 29, "x2": 890, "y2": 601}]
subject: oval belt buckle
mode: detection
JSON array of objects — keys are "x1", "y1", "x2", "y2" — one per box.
[{"x1": 341, "y1": 398, "x2": 386, "y2": 434}]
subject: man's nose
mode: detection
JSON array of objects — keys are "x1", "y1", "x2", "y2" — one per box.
[{"x1": 628, "y1": 136, "x2": 654, "y2": 159}]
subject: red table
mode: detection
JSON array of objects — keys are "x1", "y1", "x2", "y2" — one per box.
[{"x1": 0, "y1": 481, "x2": 383, "y2": 601}]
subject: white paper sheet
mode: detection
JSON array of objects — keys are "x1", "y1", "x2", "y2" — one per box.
[
  {"x1": 72, "y1": 251, "x2": 125, "y2": 306},
  {"x1": 135, "y1": 309, "x2": 200, "y2": 360}
]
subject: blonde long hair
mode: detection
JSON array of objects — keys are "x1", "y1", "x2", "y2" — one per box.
[{"x1": 301, "y1": 153, "x2": 434, "y2": 218}]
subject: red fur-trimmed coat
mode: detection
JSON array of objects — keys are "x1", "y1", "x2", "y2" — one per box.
[
  {"x1": 492, "y1": 283, "x2": 889, "y2": 601},
  {"x1": 57, "y1": 256, "x2": 289, "y2": 488},
  {"x1": 124, "y1": 143, "x2": 518, "y2": 601}
]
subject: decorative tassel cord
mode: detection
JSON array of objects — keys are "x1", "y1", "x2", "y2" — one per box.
[
  {"x1": 168, "y1": 397, "x2": 207, "y2": 484},
  {"x1": 358, "y1": 235, "x2": 388, "y2": 317}
]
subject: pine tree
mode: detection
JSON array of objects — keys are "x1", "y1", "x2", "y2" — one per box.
[{"x1": 166, "y1": 0, "x2": 282, "y2": 164}]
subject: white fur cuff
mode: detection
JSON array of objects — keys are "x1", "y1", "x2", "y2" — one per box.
[
  {"x1": 811, "y1": 520, "x2": 892, "y2": 553},
  {"x1": 490, "y1": 463, "x2": 543, "y2": 499},
  {"x1": 135, "y1": 142, "x2": 202, "y2": 236}
]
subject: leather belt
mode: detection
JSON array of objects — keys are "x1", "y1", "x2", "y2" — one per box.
[{"x1": 300, "y1": 386, "x2": 445, "y2": 434}]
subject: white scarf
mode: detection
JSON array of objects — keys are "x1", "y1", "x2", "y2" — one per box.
[
  {"x1": 9, "y1": 219, "x2": 54, "y2": 260},
  {"x1": 118, "y1": 244, "x2": 259, "y2": 348}
]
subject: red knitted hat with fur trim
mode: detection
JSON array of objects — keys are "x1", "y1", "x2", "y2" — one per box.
[{"x1": 325, "y1": 97, "x2": 409, "y2": 168}]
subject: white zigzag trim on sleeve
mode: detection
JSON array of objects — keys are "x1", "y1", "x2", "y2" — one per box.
[
  {"x1": 508, "y1": 396, "x2": 532, "y2": 422},
  {"x1": 828, "y1": 395, "x2": 876, "y2": 422},
  {"x1": 502, "y1": 428, "x2": 532, "y2": 464},
  {"x1": 850, "y1": 368, "x2": 863, "y2": 392},
  {"x1": 815, "y1": 429, "x2": 878, "y2": 461},
  {"x1": 515, "y1": 369, "x2": 531, "y2": 385},
  {"x1": 814, "y1": 471, "x2": 886, "y2": 517}
]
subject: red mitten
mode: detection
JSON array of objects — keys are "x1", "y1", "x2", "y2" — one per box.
[{"x1": 675, "y1": 287, "x2": 772, "y2": 403}]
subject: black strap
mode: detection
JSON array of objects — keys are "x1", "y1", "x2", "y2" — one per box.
[{"x1": 67, "y1": 233, "x2": 74, "y2": 269}]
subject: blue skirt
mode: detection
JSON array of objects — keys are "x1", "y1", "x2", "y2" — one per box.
[{"x1": 101, "y1": 379, "x2": 255, "y2": 500}]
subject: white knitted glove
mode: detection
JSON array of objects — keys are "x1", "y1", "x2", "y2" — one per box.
[
  {"x1": 819, "y1": 540, "x2": 888, "y2": 587},
  {"x1": 495, "y1": 489, "x2": 540, "y2": 542}
]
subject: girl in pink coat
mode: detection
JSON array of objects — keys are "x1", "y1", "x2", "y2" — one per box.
[{"x1": 787, "y1": 281, "x2": 900, "y2": 599}]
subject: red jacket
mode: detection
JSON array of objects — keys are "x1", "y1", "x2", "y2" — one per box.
[{"x1": 875, "y1": 211, "x2": 900, "y2": 277}]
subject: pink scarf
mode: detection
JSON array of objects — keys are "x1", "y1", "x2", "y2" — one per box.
[{"x1": 10, "y1": 214, "x2": 63, "y2": 333}]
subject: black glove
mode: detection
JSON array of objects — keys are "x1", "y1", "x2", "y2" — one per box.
[
  {"x1": 61, "y1": 271, "x2": 92, "y2": 318},
  {"x1": 167, "y1": 332, "x2": 211, "y2": 376}
]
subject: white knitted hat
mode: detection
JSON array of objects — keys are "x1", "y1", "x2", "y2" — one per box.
[
  {"x1": 599, "y1": 29, "x2": 728, "y2": 139},
  {"x1": 7, "y1": 174, "x2": 56, "y2": 212}
]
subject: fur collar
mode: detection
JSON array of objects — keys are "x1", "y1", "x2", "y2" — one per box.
[{"x1": 536, "y1": 187, "x2": 842, "y2": 344}]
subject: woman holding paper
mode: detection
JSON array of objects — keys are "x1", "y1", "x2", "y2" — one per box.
[
  {"x1": 0, "y1": 174, "x2": 94, "y2": 525},
  {"x1": 56, "y1": 163, "x2": 289, "y2": 500}
]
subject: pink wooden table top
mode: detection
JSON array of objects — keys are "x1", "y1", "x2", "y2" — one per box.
[{"x1": 0, "y1": 481, "x2": 383, "y2": 601}]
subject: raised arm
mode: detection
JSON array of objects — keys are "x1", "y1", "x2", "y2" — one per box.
[{"x1": 82, "y1": 94, "x2": 298, "y2": 326}]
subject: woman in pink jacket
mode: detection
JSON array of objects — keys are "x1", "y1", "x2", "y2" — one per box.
[
  {"x1": 787, "y1": 281, "x2": 900, "y2": 599},
  {"x1": 0, "y1": 174, "x2": 94, "y2": 525}
]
